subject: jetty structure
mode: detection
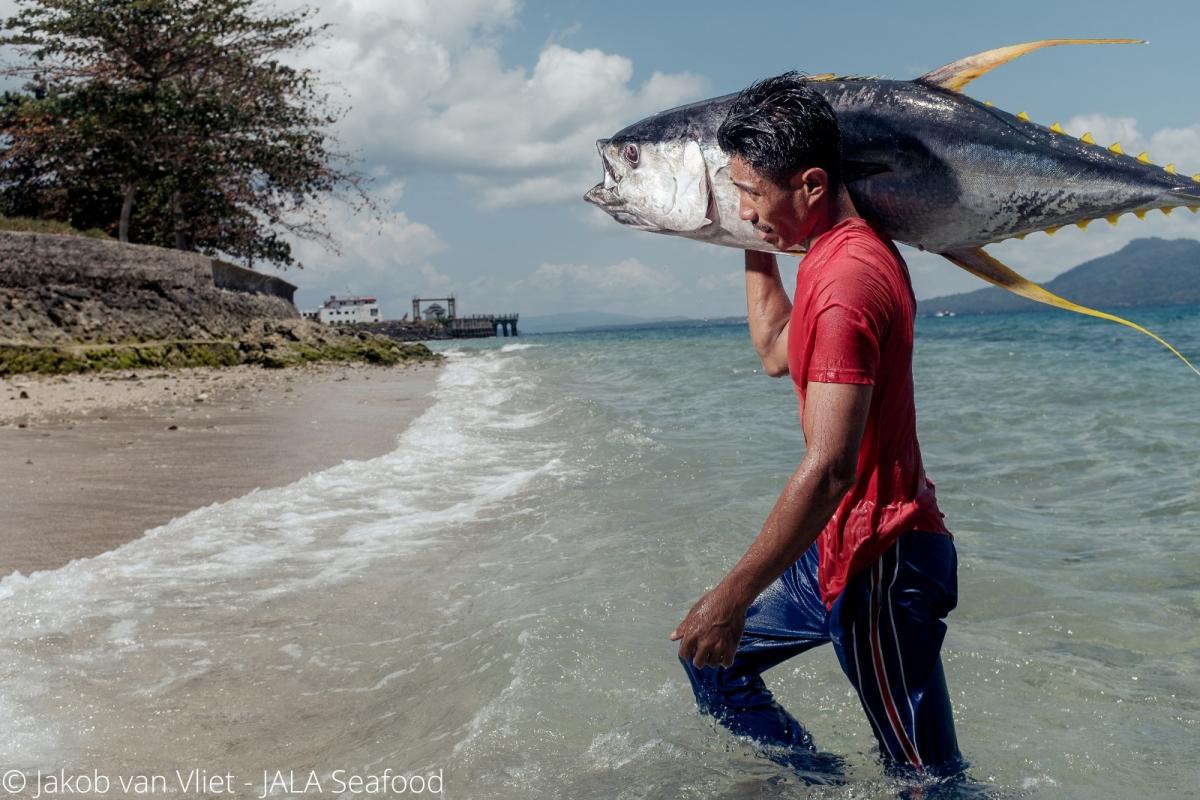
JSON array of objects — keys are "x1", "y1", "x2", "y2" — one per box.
[
  {"x1": 299, "y1": 294, "x2": 518, "y2": 341},
  {"x1": 412, "y1": 296, "x2": 519, "y2": 338}
]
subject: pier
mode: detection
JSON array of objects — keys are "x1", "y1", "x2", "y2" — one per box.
[
  {"x1": 448, "y1": 314, "x2": 520, "y2": 338},
  {"x1": 412, "y1": 296, "x2": 519, "y2": 338}
]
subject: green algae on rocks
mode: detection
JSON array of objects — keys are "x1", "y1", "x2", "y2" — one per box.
[{"x1": 0, "y1": 325, "x2": 442, "y2": 376}]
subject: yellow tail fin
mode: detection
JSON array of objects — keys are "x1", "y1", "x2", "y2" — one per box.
[{"x1": 940, "y1": 247, "x2": 1200, "y2": 376}]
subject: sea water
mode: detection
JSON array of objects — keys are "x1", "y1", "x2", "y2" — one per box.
[{"x1": 0, "y1": 307, "x2": 1197, "y2": 799}]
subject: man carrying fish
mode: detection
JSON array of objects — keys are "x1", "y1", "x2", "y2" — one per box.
[{"x1": 670, "y1": 74, "x2": 964, "y2": 778}]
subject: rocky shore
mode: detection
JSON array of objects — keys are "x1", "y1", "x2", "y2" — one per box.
[
  {"x1": 0, "y1": 230, "x2": 443, "y2": 374},
  {"x1": 1, "y1": 317, "x2": 441, "y2": 375}
]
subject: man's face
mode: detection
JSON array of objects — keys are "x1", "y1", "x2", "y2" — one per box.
[{"x1": 729, "y1": 156, "x2": 822, "y2": 251}]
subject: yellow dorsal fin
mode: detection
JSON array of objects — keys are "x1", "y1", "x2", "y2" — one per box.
[
  {"x1": 1050, "y1": 122, "x2": 1065, "y2": 134},
  {"x1": 1165, "y1": 163, "x2": 1177, "y2": 174},
  {"x1": 917, "y1": 39, "x2": 1145, "y2": 92},
  {"x1": 1017, "y1": 111, "x2": 1031, "y2": 122},
  {"x1": 1076, "y1": 219, "x2": 1090, "y2": 230},
  {"x1": 941, "y1": 247, "x2": 1200, "y2": 377},
  {"x1": 1106, "y1": 214, "x2": 1120, "y2": 225},
  {"x1": 1137, "y1": 152, "x2": 1151, "y2": 164},
  {"x1": 1045, "y1": 225, "x2": 1061, "y2": 236},
  {"x1": 1080, "y1": 132, "x2": 1095, "y2": 145},
  {"x1": 1135, "y1": 209, "x2": 1148, "y2": 220},
  {"x1": 1108, "y1": 142, "x2": 1123, "y2": 155}
]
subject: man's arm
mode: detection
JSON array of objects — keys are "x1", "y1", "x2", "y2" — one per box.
[
  {"x1": 745, "y1": 250, "x2": 791, "y2": 377},
  {"x1": 671, "y1": 381, "x2": 872, "y2": 668}
]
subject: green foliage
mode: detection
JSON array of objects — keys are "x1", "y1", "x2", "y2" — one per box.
[
  {"x1": 0, "y1": 213, "x2": 109, "y2": 237},
  {"x1": 0, "y1": 339, "x2": 442, "y2": 376},
  {"x1": 0, "y1": 0, "x2": 368, "y2": 266}
]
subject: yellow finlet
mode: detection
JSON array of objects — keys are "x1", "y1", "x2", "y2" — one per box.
[
  {"x1": 1045, "y1": 225, "x2": 1061, "y2": 236},
  {"x1": 983, "y1": 100, "x2": 994, "y2": 107},
  {"x1": 1108, "y1": 142, "x2": 1123, "y2": 155},
  {"x1": 1017, "y1": 111, "x2": 1031, "y2": 122},
  {"x1": 1015, "y1": 232, "x2": 1027, "y2": 240},
  {"x1": 1161, "y1": 206, "x2": 1173, "y2": 216},
  {"x1": 918, "y1": 39, "x2": 1145, "y2": 93},
  {"x1": 1076, "y1": 219, "x2": 1090, "y2": 230},
  {"x1": 1135, "y1": 209, "x2": 1148, "y2": 220},
  {"x1": 1190, "y1": 206, "x2": 1199, "y2": 213},
  {"x1": 1137, "y1": 152, "x2": 1151, "y2": 164},
  {"x1": 1080, "y1": 132, "x2": 1095, "y2": 145},
  {"x1": 941, "y1": 247, "x2": 1200, "y2": 377},
  {"x1": 1106, "y1": 214, "x2": 1120, "y2": 226},
  {"x1": 1193, "y1": 173, "x2": 1200, "y2": 183},
  {"x1": 1050, "y1": 122, "x2": 1065, "y2": 134},
  {"x1": 1165, "y1": 163, "x2": 1177, "y2": 174}
]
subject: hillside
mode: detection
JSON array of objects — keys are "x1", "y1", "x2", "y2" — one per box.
[{"x1": 919, "y1": 238, "x2": 1200, "y2": 315}]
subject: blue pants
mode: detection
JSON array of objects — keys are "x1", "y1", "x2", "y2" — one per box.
[{"x1": 680, "y1": 531, "x2": 964, "y2": 779}]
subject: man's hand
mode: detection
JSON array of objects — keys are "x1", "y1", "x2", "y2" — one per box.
[
  {"x1": 669, "y1": 585, "x2": 748, "y2": 669},
  {"x1": 744, "y1": 250, "x2": 791, "y2": 377}
]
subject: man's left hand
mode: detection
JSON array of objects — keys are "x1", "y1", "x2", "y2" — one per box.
[{"x1": 670, "y1": 585, "x2": 748, "y2": 669}]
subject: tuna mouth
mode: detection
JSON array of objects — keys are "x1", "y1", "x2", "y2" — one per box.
[
  {"x1": 582, "y1": 184, "x2": 655, "y2": 229},
  {"x1": 583, "y1": 182, "x2": 613, "y2": 208}
]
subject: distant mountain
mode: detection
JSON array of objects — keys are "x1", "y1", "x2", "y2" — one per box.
[
  {"x1": 519, "y1": 311, "x2": 681, "y2": 334},
  {"x1": 918, "y1": 238, "x2": 1200, "y2": 315},
  {"x1": 574, "y1": 315, "x2": 747, "y2": 333}
]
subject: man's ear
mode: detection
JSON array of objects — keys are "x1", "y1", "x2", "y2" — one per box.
[{"x1": 797, "y1": 167, "x2": 828, "y2": 205}]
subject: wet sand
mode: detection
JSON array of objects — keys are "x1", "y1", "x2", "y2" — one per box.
[{"x1": 0, "y1": 362, "x2": 441, "y2": 577}]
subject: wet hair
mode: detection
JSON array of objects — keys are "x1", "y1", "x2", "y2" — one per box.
[{"x1": 717, "y1": 72, "x2": 841, "y2": 189}]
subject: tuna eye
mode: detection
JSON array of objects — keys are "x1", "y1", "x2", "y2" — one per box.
[{"x1": 622, "y1": 144, "x2": 639, "y2": 167}]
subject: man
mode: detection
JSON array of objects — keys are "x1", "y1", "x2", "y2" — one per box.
[{"x1": 670, "y1": 73, "x2": 964, "y2": 778}]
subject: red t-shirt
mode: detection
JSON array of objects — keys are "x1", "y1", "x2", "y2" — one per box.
[{"x1": 787, "y1": 216, "x2": 949, "y2": 607}]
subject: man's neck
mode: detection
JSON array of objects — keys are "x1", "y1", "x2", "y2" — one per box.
[{"x1": 800, "y1": 187, "x2": 862, "y2": 250}]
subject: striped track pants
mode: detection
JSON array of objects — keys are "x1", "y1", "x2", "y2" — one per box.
[{"x1": 680, "y1": 531, "x2": 964, "y2": 779}]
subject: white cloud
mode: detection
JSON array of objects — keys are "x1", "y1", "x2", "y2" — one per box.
[
  {"x1": 298, "y1": 1, "x2": 708, "y2": 207},
  {"x1": 267, "y1": 194, "x2": 447, "y2": 311},
  {"x1": 459, "y1": 257, "x2": 688, "y2": 315},
  {"x1": 527, "y1": 258, "x2": 679, "y2": 294}
]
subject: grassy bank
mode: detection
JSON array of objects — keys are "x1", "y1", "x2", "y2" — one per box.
[
  {"x1": 0, "y1": 215, "x2": 110, "y2": 239},
  {"x1": 0, "y1": 337, "x2": 441, "y2": 376}
]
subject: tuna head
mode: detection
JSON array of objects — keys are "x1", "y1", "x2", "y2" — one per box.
[{"x1": 584, "y1": 138, "x2": 714, "y2": 234}]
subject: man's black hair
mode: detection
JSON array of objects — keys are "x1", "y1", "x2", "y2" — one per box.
[{"x1": 717, "y1": 72, "x2": 842, "y2": 189}]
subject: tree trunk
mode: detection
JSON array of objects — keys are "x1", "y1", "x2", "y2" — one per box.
[
  {"x1": 119, "y1": 184, "x2": 135, "y2": 243},
  {"x1": 171, "y1": 190, "x2": 194, "y2": 251}
]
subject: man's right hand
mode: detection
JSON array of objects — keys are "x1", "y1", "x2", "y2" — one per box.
[
  {"x1": 670, "y1": 584, "x2": 749, "y2": 669},
  {"x1": 744, "y1": 250, "x2": 791, "y2": 377}
]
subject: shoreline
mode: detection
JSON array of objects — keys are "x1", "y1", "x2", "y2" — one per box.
[{"x1": 0, "y1": 361, "x2": 442, "y2": 578}]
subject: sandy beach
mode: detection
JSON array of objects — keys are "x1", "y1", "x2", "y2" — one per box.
[{"x1": 0, "y1": 361, "x2": 441, "y2": 578}]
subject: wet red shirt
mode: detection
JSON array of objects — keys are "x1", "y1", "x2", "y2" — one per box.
[{"x1": 787, "y1": 217, "x2": 949, "y2": 607}]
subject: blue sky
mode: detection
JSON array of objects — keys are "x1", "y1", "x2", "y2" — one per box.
[{"x1": 6, "y1": 0, "x2": 1200, "y2": 319}]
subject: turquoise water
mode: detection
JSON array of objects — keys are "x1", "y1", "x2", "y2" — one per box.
[{"x1": 0, "y1": 308, "x2": 1197, "y2": 799}]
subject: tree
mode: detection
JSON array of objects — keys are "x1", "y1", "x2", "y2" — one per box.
[{"x1": 0, "y1": 0, "x2": 368, "y2": 266}]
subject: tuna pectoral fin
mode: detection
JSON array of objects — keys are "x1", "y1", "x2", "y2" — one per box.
[
  {"x1": 842, "y1": 160, "x2": 890, "y2": 183},
  {"x1": 918, "y1": 38, "x2": 1144, "y2": 92},
  {"x1": 941, "y1": 247, "x2": 1200, "y2": 376}
]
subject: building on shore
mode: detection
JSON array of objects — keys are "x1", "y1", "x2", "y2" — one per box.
[{"x1": 303, "y1": 295, "x2": 382, "y2": 325}]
